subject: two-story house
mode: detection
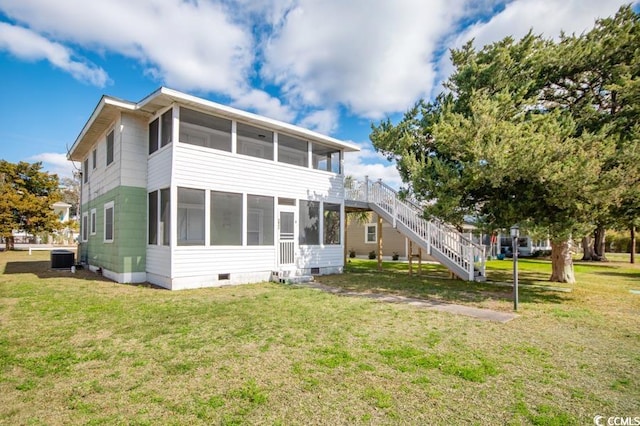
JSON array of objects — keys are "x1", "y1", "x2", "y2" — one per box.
[{"x1": 68, "y1": 87, "x2": 359, "y2": 290}]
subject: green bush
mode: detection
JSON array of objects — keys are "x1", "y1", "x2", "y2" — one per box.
[{"x1": 605, "y1": 232, "x2": 640, "y2": 253}]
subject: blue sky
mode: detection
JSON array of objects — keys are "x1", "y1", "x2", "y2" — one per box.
[{"x1": 0, "y1": 0, "x2": 635, "y2": 186}]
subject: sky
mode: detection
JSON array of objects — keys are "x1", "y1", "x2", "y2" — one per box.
[{"x1": 0, "y1": 0, "x2": 636, "y2": 187}]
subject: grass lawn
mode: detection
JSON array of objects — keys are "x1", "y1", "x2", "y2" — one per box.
[{"x1": 1, "y1": 251, "x2": 639, "y2": 425}]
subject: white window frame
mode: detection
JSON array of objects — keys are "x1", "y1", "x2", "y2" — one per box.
[
  {"x1": 104, "y1": 201, "x2": 114, "y2": 243},
  {"x1": 365, "y1": 223, "x2": 377, "y2": 244},
  {"x1": 82, "y1": 212, "x2": 89, "y2": 242},
  {"x1": 83, "y1": 159, "x2": 88, "y2": 184},
  {"x1": 92, "y1": 149, "x2": 97, "y2": 170},
  {"x1": 90, "y1": 208, "x2": 97, "y2": 235},
  {"x1": 106, "y1": 129, "x2": 114, "y2": 166}
]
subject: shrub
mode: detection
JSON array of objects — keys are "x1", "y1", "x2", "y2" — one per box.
[{"x1": 368, "y1": 250, "x2": 376, "y2": 259}]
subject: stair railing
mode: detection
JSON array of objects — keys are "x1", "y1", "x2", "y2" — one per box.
[{"x1": 345, "y1": 177, "x2": 486, "y2": 280}]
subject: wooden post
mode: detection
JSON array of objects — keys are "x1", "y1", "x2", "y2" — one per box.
[
  {"x1": 409, "y1": 240, "x2": 413, "y2": 276},
  {"x1": 344, "y1": 215, "x2": 348, "y2": 264},
  {"x1": 377, "y1": 215, "x2": 383, "y2": 271},
  {"x1": 631, "y1": 226, "x2": 636, "y2": 264},
  {"x1": 418, "y1": 247, "x2": 422, "y2": 275}
]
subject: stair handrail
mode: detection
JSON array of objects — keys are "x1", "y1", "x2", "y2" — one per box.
[{"x1": 345, "y1": 177, "x2": 486, "y2": 279}]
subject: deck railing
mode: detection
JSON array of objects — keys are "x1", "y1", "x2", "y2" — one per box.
[{"x1": 345, "y1": 177, "x2": 486, "y2": 281}]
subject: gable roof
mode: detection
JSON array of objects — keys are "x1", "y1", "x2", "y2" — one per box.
[{"x1": 68, "y1": 87, "x2": 360, "y2": 161}]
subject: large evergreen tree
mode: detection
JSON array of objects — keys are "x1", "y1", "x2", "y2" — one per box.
[
  {"x1": 0, "y1": 160, "x2": 62, "y2": 250},
  {"x1": 541, "y1": 6, "x2": 640, "y2": 260},
  {"x1": 371, "y1": 7, "x2": 639, "y2": 282}
]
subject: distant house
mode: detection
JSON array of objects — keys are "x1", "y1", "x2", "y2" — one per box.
[
  {"x1": 68, "y1": 87, "x2": 360, "y2": 289},
  {"x1": 346, "y1": 212, "x2": 433, "y2": 260},
  {"x1": 52, "y1": 202, "x2": 71, "y2": 223}
]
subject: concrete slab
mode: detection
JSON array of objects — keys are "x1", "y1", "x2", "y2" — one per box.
[{"x1": 304, "y1": 283, "x2": 517, "y2": 323}]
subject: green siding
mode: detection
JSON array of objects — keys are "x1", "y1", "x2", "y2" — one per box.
[{"x1": 80, "y1": 186, "x2": 147, "y2": 274}]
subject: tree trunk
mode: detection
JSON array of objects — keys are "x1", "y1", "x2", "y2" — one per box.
[
  {"x1": 631, "y1": 226, "x2": 636, "y2": 264},
  {"x1": 581, "y1": 235, "x2": 594, "y2": 261},
  {"x1": 592, "y1": 226, "x2": 608, "y2": 261},
  {"x1": 550, "y1": 239, "x2": 576, "y2": 283},
  {"x1": 4, "y1": 236, "x2": 14, "y2": 251}
]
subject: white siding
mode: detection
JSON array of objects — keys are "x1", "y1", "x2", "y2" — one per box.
[
  {"x1": 166, "y1": 142, "x2": 345, "y2": 286},
  {"x1": 81, "y1": 112, "x2": 149, "y2": 204},
  {"x1": 148, "y1": 147, "x2": 172, "y2": 191},
  {"x1": 297, "y1": 245, "x2": 344, "y2": 269},
  {"x1": 173, "y1": 246, "x2": 276, "y2": 277},
  {"x1": 119, "y1": 113, "x2": 148, "y2": 188},
  {"x1": 173, "y1": 143, "x2": 343, "y2": 201},
  {"x1": 147, "y1": 245, "x2": 171, "y2": 278}
]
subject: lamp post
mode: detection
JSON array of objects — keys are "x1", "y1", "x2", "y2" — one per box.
[{"x1": 510, "y1": 225, "x2": 519, "y2": 311}]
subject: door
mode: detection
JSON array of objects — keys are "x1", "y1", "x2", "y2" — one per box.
[{"x1": 278, "y1": 201, "x2": 297, "y2": 267}]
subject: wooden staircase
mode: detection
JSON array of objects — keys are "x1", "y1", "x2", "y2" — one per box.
[{"x1": 345, "y1": 177, "x2": 486, "y2": 281}]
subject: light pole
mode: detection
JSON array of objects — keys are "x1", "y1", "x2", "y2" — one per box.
[{"x1": 510, "y1": 225, "x2": 519, "y2": 311}]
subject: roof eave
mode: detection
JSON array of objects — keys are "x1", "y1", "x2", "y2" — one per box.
[{"x1": 68, "y1": 96, "x2": 137, "y2": 161}]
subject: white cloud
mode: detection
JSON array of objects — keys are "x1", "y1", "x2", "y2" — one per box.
[
  {"x1": 232, "y1": 88, "x2": 296, "y2": 122},
  {"x1": 261, "y1": 0, "x2": 469, "y2": 118},
  {"x1": 343, "y1": 141, "x2": 402, "y2": 189},
  {"x1": 28, "y1": 152, "x2": 78, "y2": 180},
  {"x1": 436, "y1": 0, "x2": 635, "y2": 86},
  {"x1": 1, "y1": 0, "x2": 635, "y2": 131},
  {"x1": 0, "y1": 22, "x2": 108, "y2": 86},
  {"x1": 298, "y1": 109, "x2": 338, "y2": 135},
  {"x1": 0, "y1": 0, "x2": 252, "y2": 94},
  {"x1": 0, "y1": 0, "x2": 296, "y2": 120}
]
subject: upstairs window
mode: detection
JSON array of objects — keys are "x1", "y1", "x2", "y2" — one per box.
[
  {"x1": 237, "y1": 123, "x2": 273, "y2": 160},
  {"x1": 149, "y1": 108, "x2": 173, "y2": 154},
  {"x1": 312, "y1": 144, "x2": 341, "y2": 173},
  {"x1": 161, "y1": 109, "x2": 172, "y2": 148},
  {"x1": 149, "y1": 118, "x2": 159, "y2": 154},
  {"x1": 83, "y1": 159, "x2": 88, "y2": 183},
  {"x1": 278, "y1": 134, "x2": 308, "y2": 167},
  {"x1": 92, "y1": 149, "x2": 97, "y2": 169},
  {"x1": 106, "y1": 130, "x2": 114, "y2": 166},
  {"x1": 180, "y1": 107, "x2": 232, "y2": 152}
]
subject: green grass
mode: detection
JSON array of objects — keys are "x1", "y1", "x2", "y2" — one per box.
[{"x1": 1, "y1": 251, "x2": 639, "y2": 424}]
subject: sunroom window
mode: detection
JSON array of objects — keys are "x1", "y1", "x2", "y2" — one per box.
[
  {"x1": 180, "y1": 107, "x2": 232, "y2": 152},
  {"x1": 177, "y1": 187, "x2": 205, "y2": 246},
  {"x1": 211, "y1": 191, "x2": 242, "y2": 245},
  {"x1": 278, "y1": 134, "x2": 308, "y2": 167},
  {"x1": 312, "y1": 144, "x2": 341, "y2": 173},
  {"x1": 323, "y1": 203, "x2": 341, "y2": 245},
  {"x1": 299, "y1": 200, "x2": 320, "y2": 245},
  {"x1": 237, "y1": 123, "x2": 273, "y2": 160},
  {"x1": 247, "y1": 195, "x2": 274, "y2": 245}
]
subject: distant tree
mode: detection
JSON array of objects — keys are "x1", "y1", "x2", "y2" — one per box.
[
  {"x1": 60, "y1": 172, "x2": 80, "y2": 218},
  {"x1": 0, "y1": 161, "x2": 62, "y2": 250}
]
